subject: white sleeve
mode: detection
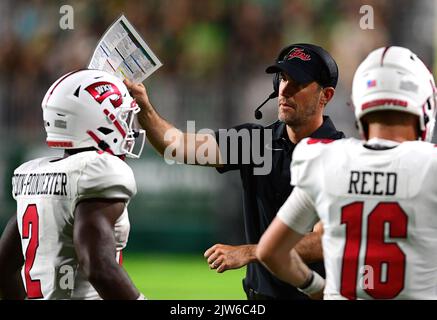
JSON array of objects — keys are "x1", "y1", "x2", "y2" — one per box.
[
  {"x1": 277, "y1": 187, "x2": 319, "y2": 234},
  {"x1": 77, "y1": 154, "x2": 137, "y2": 202},
  {"x1": 291, "y1": 138, "x2": 323, "y2": 188}
]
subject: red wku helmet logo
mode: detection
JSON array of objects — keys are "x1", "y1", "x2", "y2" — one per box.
[
  {"x1": 287, "y1": 48, "x2": 311, "y2": 61},
  {"x1": 85, "y1": 81, "x2": 123, "y2": 108}
]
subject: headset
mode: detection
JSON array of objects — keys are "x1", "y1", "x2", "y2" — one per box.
[{"x1": 254, "y1": 43, "x2": 339, "y2": 119}]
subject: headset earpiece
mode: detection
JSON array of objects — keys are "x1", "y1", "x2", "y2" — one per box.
[
  {"x1": 272, "y1": 73, "x2": 280, "y2": 97},
  {"x1": 272, "y1": 45, "x2": 295, "y2": 96}
]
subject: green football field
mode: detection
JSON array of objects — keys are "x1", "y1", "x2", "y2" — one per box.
[{"x1": 123, "y1": 253, "x2": 247, "y2": 300}]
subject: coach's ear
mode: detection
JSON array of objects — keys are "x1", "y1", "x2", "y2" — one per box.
[{"x1": 320, "y1": 87, "x2": 335, "y2": 107}]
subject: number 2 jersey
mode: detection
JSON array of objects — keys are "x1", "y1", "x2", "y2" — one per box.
[
  {"x1": 12, "y1": 151, "x2": 137, "y2": 299},
  {"x1": 277, "y1": 137, "x2": 437, "y2": 299}
]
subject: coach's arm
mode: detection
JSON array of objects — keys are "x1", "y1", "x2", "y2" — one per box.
[
  {"x1": 74, "y1": 199, "x2": 143, "y2": 300},
  {"x1": 0, "y1": 216, "x2": 26, "y2": 299},
  {"x1": 125, "y1": 80, "x2": 324, "y2": 268},
  {"x1": 204, "y1": 221, "x2": 323, "y2": 273},
  {"x1": 124, "y1": 79, "x2": 222, "y2": 166}
]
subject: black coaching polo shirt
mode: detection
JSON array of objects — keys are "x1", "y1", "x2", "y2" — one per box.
[{"x1": 215, "y1": 116, "x2": 345, "y2": 299}]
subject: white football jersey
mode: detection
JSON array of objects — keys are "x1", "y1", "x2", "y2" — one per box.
[
  {"x1": 278, "y1": 137, "x2": 437, "y2": 299},
  {"x1": 12, "y1": 151, "x2": 136, "y2": 300}
]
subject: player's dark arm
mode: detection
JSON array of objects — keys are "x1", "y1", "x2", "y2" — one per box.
[
  {"x1": 73, "y1": 199, "x2": 141, "y2": 300},
  {"x1": 0, "y1": 216, "x2": 26, "y2": 299},
  {"x1": 294, "y1": 221, "x2": 323, "y2": 264},
  {"x1": 124, "y1": 79, "x2": 222, "y2": 166}
]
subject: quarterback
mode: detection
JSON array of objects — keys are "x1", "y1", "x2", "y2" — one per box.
[
  {"x1": 0, "y1": 69, "x2": 146, "y2": 299},
  {"x1": 257, "y1": 46, "x2": 437, "y2": 299}
]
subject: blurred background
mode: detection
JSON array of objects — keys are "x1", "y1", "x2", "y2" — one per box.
[{"x1": 0, "y1": 0, "x2": 435, "y2": 299}]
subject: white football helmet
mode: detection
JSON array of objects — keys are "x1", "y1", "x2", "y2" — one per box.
[
  {"x1": 41, "y1": 69, "x2": 145, "y2": 158},
  {"x1": 352, "y1": 46, "x2": 437, "y2": 141}
]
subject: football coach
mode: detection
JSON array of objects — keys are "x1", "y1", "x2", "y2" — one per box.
[{"x1": 125, "y1": 43, "x2": 345, "y2": 300}]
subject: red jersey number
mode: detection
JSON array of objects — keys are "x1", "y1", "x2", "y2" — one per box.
[
  {"x1": 340, "y1": 202, "x2": 407, "y2": 299},
  {"x1": 22, "y1": 204, "x2": 43, "y2": 299}
]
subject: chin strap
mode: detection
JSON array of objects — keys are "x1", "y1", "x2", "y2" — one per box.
[{"x1": 87, "y1": 130, "x2": 115, "y2": 155}]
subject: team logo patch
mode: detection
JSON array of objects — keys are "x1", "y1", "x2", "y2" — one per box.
[
  {"x1": 286, "y1": 48, "x2": 311, "y2": 61},
  {"x1": 85, "y1": 81, "x2": 123, "y2": 108}
]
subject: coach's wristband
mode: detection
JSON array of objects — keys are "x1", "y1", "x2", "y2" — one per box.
[{"x1": 297, "y1": 271, "x2": 325, "y2": 296}]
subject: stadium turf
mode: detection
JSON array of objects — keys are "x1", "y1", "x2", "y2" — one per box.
[{"x1": 123, "y1": 253, "x2": 247, "y2": 300}]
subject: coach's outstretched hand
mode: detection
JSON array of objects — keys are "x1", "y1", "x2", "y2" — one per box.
[
  {"x1": 204, "y1": 244, "x2": 257, "y2": 273},
  {"x1": 123, "y1": 79, "x2": 152, "y2": 112},
  {"x1": 122, "y1": 78, "x2": 176, "y2": 155}
]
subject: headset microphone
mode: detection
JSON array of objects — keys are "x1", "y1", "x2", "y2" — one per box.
[{"x1": 254, "y1": 91, "x2": 277, "y2": 120}]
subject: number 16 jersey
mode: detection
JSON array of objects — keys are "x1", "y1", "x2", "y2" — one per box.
[{"x1": 278, "y1": 137, "x2": 437, "y2": 300}]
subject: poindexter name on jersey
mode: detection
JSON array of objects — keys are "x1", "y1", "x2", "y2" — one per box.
[{"x1": 12, "y1": 172, "x2": 68, "y2": 197}]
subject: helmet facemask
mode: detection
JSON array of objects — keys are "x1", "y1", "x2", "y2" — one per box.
[{"x1": 117, "y1": 100, "x2": 145, "y2": 158}]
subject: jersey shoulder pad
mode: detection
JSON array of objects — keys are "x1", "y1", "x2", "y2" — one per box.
[
  {"x1": 291, "y1": 138, "x2": 346, "y2": 187},
  {"x1": 291, "y1": 138, "x2": 334, "y2": 186},
  {"x1": 293, "y1": 138, "x2": 336, "y2": 160},
  {"x1": 13, "y1": 157, "x2": 54, "y2": 174},
  {"x1": 408, "y1": 141, "x2": 437, "y2": 171},
  {"x1": 76, "y1": 152, "x2": 137, "y2": 202}
]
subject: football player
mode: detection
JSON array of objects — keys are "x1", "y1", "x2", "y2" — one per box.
[
  {"x1": 257, "y1": 46, "x2": 437, "y2": 299},
  {"x1": 0, "y1": 69, "x2": 146, "y2": 299}
]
